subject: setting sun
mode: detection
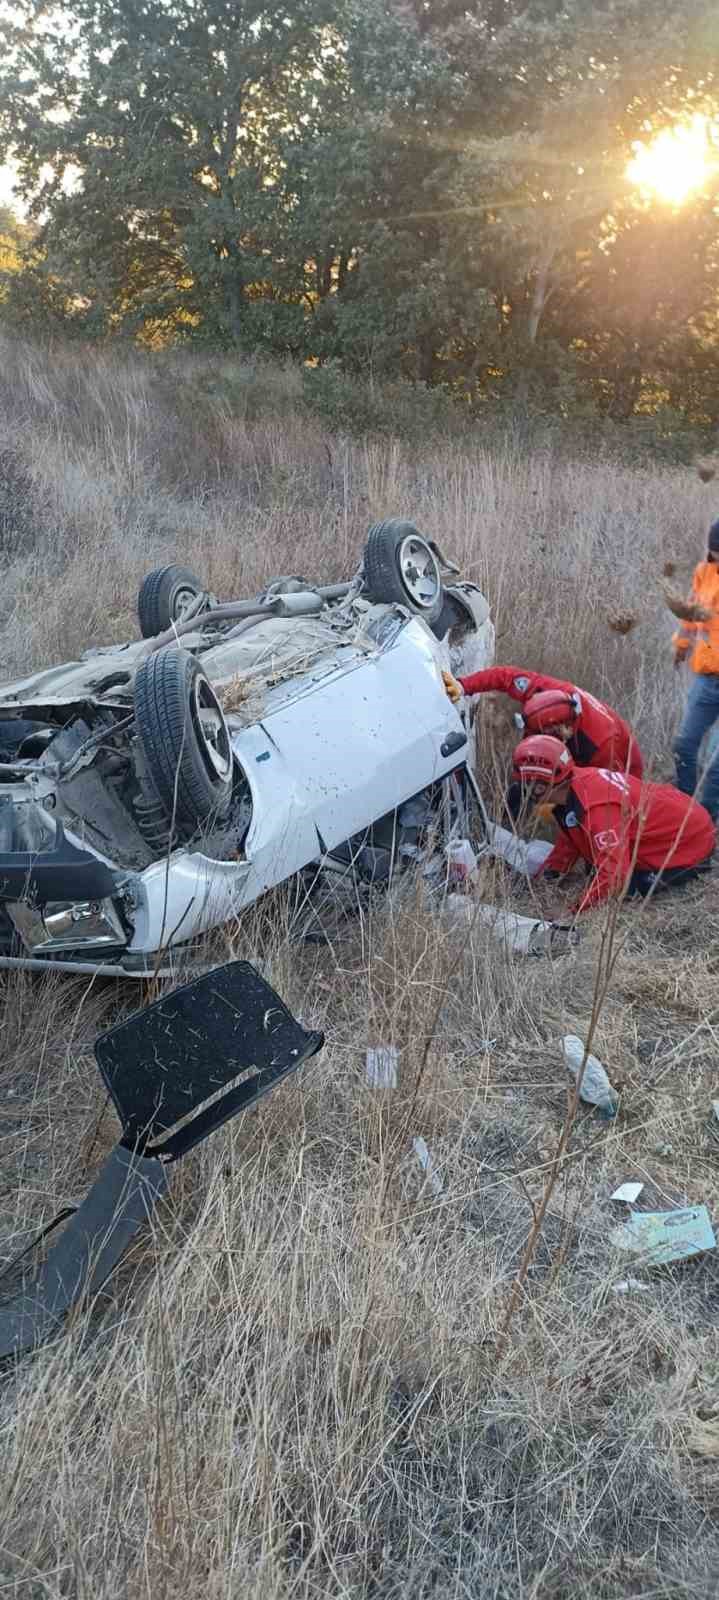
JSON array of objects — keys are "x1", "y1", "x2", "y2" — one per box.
[{"x1": 626, "y1": 114, "x2": 716, "y2": 205}]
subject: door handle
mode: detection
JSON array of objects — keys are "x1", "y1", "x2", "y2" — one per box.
[{"x1": 440, "y1": 730, "x2": 468, "y2": 758}]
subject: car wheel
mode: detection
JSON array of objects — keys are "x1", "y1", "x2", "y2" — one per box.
[
  {"x1": 362, "y1": 520, "x2": 443, "y2": 618},
  {"x1": 134, "y1": 651, "x2": 233, "y2": 839},
  {"x1": 138, "y1": 564, "x2": 206, "y2": 639}
]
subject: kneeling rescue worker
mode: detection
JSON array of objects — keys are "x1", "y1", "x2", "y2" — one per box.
[
  {"x1": 512, "y1": 735, "x2": 715, "y2": 915},
  {"x1": 444, "y1": 664, "x2": 643, "y2": 776}
]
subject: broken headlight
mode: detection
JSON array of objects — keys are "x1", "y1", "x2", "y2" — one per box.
[{"x1": 7, "y1": 898, "x2": 128, "y2": 952}]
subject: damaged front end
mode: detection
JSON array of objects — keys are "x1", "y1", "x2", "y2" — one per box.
[
  {"x1": 0, "y1": 647, "x2": 256, "y2": 971},
  {"x1": 0, "y1": 794, "x2": 131, "y2": 967},
  {"x1": 0, "y1": 703, "x2": 152, "y2": 971}
]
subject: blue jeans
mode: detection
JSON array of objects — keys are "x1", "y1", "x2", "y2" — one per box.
[{"x1": 674, "y1": 672, "x2": 719, "y2": 819}]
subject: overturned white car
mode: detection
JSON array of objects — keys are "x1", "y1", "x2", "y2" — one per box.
[{"x1": 0, "y1": 520, "x2": 495, "y2": 975}]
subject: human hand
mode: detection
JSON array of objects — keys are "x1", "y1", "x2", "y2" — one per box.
[{"x1": 442, "y1": 670, "x2": 462, "y2": 704}]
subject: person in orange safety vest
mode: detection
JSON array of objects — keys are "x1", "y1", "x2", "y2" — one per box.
[
  {"x1": 673, "y1": 517, "x2": 719, "y2": 820},
  {"x1": 511, "y1": 735, "x2": 715, "y2": 915}
]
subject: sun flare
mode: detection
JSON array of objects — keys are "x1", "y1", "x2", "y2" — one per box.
[{"x1": 626, "y1": 114, "x2": 715, "y2": 205}]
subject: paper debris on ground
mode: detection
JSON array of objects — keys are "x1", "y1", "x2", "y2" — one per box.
[
  {"x1": 612, "y1": 1278, "x2": 651, "y2": 1294},
  {"x1": 611, "y1": 1205, "x2": 716, "y2": 1267},
  {"x1": 712, "y1": 1100, "x2": 719, "y2": 1122},
  {"x1": 611, "y1": 1182, "x2": 644, "y2": 1204},
  {"x1": 366, "y1": 1046, "x2": 399, "y2": 1088},
  {"x1": 412, "y1": 1136, "x2": 443, "y2": 1194}
]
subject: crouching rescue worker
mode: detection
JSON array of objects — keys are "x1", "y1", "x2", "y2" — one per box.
[
  {"x1": 512, "y1": 735, "x2": 715, "y2": 914},
  {"x1": 672, "y1": 517, "x2": 719, "y2": 820},
  {"x1": 443, "y1": 664, "x2": 643, "y2": 777}
]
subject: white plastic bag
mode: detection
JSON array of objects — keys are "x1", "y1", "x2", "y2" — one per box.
[
  {"x1": 412, "y1": 1136, "x2": 443, "y2": 1194},
  {"x1": 445, "y1": 894, "x2": 573, "y2": 956},
  {"x1": 447, "y1": 838, "x2": 479, "y2": 886},
  {"x1": 485, "y1": 822, "x2": 553, "y2": 879},
  {"x1": 562, "y1": 1035, "x2": 618, "y2": 1118}
]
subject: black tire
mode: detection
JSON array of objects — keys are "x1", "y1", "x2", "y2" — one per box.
[
  {"x1": 138, "y1": 565, "x2": 205, "y2": 639},
  {"x1": 134, "y1": 651, "x2": 233, "y2": 838},
  {"x1": 363, "y1": 519, "x2": 443, "y2": 618}
]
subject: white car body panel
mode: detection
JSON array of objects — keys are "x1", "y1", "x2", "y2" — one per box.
[{"x1": 128, "y1": 617, "x2": 488, "y2": 953}]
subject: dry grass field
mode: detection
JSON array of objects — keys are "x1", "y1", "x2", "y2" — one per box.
[{"x1": 1, "y1": 335, "x2": 719, "y2": 1600}]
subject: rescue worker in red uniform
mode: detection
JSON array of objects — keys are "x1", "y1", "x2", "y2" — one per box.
[
  {"x1": 511, "y1": 735, "x2": 714, "y2": 914},
  {"x1": 444, "y1": 665, "x2": 643, "y2": 777}
]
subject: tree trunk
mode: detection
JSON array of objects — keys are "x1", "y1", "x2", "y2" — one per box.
[
  {"x1": 226, "y1": 270, "x2": 244, "y2": 343},
  {"x1": 416, "y1": 336, "x2": 435, "y2": 383},
  {"x1": 527, "y1": 243, "x2": 556, "y2": 346},
  {"x1": 607, "y1": 359, "x2": 643, "y2": 420}
]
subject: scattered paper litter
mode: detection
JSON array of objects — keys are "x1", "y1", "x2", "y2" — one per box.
[
  {"x1": 611, "y1": 1182, "x2": 644, "y2": 1204},
  {"x1": 611, "y1": 1205, "x2": 716, "y2": 1268},
  {"x1": 412, "y1": 1136, "x2": 443, "y2": 1195},
  {"x1": 712, "y1": 1100, "x2": 719, "y2": 1122},
  {"x1": 366, "y1": 1046, "x2": 399, "y2": 1088},
  {"x1": 612, "y1": 1278, "x2": 651, "y2": 1295}
]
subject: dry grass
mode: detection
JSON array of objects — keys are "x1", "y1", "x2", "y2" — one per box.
[{"x1": 1, "y1": 335, "x2": 719, "y2": 1599}]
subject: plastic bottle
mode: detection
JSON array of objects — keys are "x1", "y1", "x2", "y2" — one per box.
[
  {"x1": 561, "y1": 1035, "x2": 619, "y2": 1119},
  {"x1": 447, "y1": 838, "x2": 478, "y2": 887}
]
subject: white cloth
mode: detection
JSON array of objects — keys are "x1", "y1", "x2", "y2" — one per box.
[
  {"x1": 445, "y1": 894, "x2": 548, "y2": 954},
  {"x1": 485, "y1": 822, "x2": 553, "y2": 879}
]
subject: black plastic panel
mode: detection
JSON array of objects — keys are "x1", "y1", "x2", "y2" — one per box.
[
  {"x1": 94, "y1": 959, "x2": 324, "y2": 1159},
  {"x1": 0, "y1": 1147, "x2": 168, "y2": 1358}
]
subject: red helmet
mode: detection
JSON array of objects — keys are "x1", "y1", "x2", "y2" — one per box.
[
  {"x1": 512, "y1": 734, "x2": 575, "y2": 788},
  {"x1": 523, "y1": 688, "x2": 578, "y2": 735}
]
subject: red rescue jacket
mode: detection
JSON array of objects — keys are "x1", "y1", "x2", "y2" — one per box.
[
  {"x1": 541, "y1": 769, "x2": 715, "y2": 913},
  {"x1": 459, "y1": 666, "x2": 643, "y2": 778}
]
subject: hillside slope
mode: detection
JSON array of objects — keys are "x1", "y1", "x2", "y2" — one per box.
[{"x1": 0, "y1": 337, "x2": 718, "y2": 1600}]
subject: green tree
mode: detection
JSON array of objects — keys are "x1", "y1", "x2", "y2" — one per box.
[
  {"x1": 2, "y1": 0, "x2": 719, "y2": 442},
  {"x1": 0, "y1": 0, "x2": 347, "y2": 339},
  {"x1": 0, "y1": 205, "x2": 23, "y2": 278},
  {"x1": 362, "y1": 0, "x2": 719, "y2": 401}
]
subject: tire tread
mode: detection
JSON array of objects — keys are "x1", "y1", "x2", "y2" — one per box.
[
  {"x1": 363, "y1": 519, "x2": 441, "y2": 618},
  {"x1": 137, "y1": 565, "x2": 203, "y2": 639},
  {"x1": 134, "y1": 651, "x2": 231, "y2": 837}
]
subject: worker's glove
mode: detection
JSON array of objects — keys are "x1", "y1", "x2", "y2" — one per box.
[
  {"x1": 673, "y1": 645, "x2": 688, "y2": 670},
  {"x1": 442, "y1": 670, "x2": 463, "y2": 705}
]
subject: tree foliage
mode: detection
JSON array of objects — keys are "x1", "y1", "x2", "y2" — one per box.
[{"x1": 1, "y1": 0, "x2": 718, "y2": 431}]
